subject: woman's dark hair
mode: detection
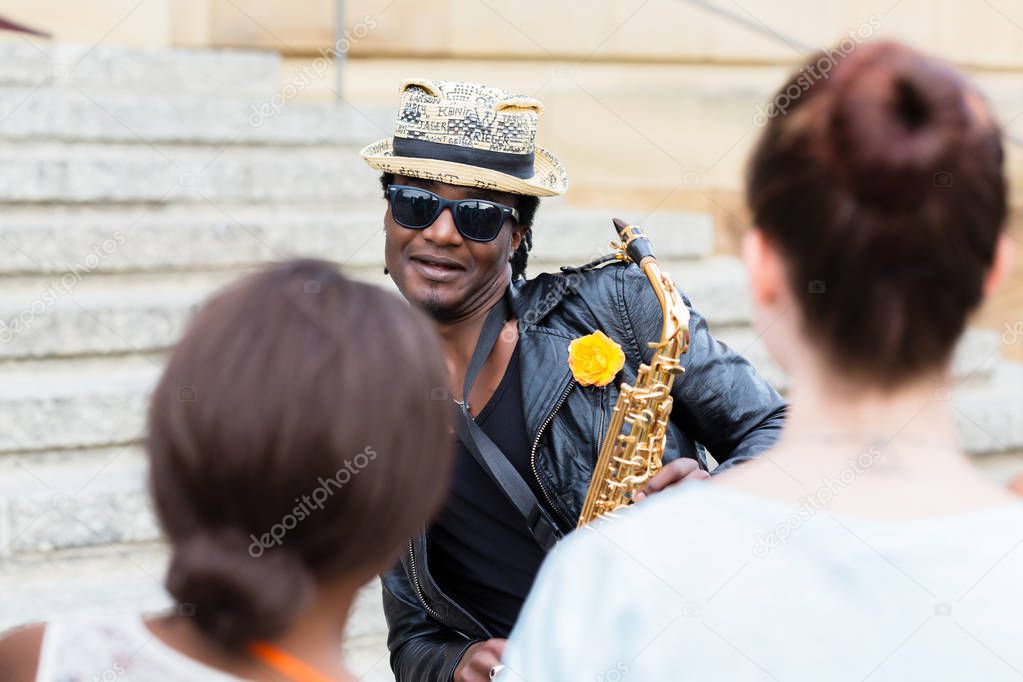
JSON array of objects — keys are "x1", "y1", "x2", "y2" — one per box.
[
  {"x1": 747, "y1": 41, "x2": 1007, "y2": 387},
  {"x1": 149, "y1": 259, "x2": 452, "y2": 650},
  {"x1": 380, "y1": 172, "x2": 540, "y2": 279}
]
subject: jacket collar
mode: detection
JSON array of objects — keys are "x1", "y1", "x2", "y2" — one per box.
[{"x1": 507, "y1": 272, "x2": 575, "y2": 326}]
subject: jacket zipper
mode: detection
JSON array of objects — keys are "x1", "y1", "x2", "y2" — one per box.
[
  {"x1": 596, "y1": 387, "x2": 607, "y2": 456},
  {"x1": 407, "y1": 536, "x2": 493, "y2": 639},
  {"x1": 529, "y1": 380, "x2": 575, "y2": 527},
  {"x1": 407, "y1": 538, "x2": 444, "y2": 621}
]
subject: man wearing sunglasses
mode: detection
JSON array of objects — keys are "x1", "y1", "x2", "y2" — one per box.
[{"x1": 361, "y1": 79, "x2": 786, "y2": 682}]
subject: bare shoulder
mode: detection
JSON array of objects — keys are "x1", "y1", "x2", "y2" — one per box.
[{"x1": 0, "y1": 623, "x2": 45, "y2": 681}]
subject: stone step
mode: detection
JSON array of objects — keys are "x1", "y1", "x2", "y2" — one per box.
[
  {"x1": 0, "y1": 284, "x2": 206, "y2": 360},
  {"x1": 3, "y1": 358, "x2": 1022, "y2": 554},
  {"x1": 716, "y1": 330, "x2": 1023, "y2": 459},
  {"x1": 0, "y1": 43, "x2": 281, "y2": 98},
  {"x1": 0, "y1": 544, "x2": 170, "y2": 628},
  {"x1": 0, "y1": 544, "x2": 391, "y2": 680},
  {"x1": 670, "y1": 256, "x2": 750, "y2": 327},
  {"x1": 0, "y1": 205, "x2": 712, "y2": 275},
  {"x1": 0, "y1": 210, "x2": 714, "y2": 359},
  {"x1": 0, "y1": 338, "x2": 1019, "y2": 459},
  {"x1": 0, "y1": 448, "x2": 155, "y2": 554},
  {"x1": 0, "y1": 255, "x2": 724, "y2": 361},
  {"x1": 954, "y1": 361, "x2": 1023, "y2": 457},
  {"x1": 0, "y1": 143, "x2": 378, "y2": 204},
  {"x1": 533, "y1": 208, "x2": 714, "y2": 265},
  {"x1": 715, "y1": 326, "x2": 1005, "y2": 392},
  {"x1": 0, "y1": 88, "x2": 386, "y2": 146},
  {"x1": 0, "y1": 357, "x2": 157, "y2": 453}
]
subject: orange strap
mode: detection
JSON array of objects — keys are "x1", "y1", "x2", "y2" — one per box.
[{"x1": 248, "y1": 641, "x2": 338, "y2": 682}]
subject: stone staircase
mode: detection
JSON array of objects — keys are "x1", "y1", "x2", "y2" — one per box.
[{"x1": 0, "y1": 41, "x2": 1021, "y2": 682}]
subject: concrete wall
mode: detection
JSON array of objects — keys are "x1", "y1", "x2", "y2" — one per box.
[
  {"x1": 3, "y1": 0, "x2": 1022, "y2": 355},
  {"x1": 1, "y1": 1, "x2": 175, "y2": 46},
  {"x1": 338, "y1": 0, "x2": 1023, "y2": 69},
  {"x1": 7, "y1": 1, "x2": 1023, "y2": 67}
]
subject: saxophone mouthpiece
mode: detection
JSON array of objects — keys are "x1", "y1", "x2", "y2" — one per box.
[{"x1": 610, "y1": 218, "x2": 655, "y2": 265}]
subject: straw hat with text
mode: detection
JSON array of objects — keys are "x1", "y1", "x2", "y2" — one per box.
[{"x1": 361, "y1": 78, "x2": 568, "y2": 197}]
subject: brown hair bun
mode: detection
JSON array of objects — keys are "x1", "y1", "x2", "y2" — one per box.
[
  {"x1": 165, "y1": 528, "x2": 315, "y2": 649},
  {"x1": 747, "y1": 41, "x2": 1007, "y2": 387}
]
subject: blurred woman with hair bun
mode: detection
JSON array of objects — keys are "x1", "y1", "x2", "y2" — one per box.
[
  {"x1": 504, "y1": 41, "x2": 1023, "y2": 681},
  {"x1": 0, "y1": 259, "x2": 454, "y2": 681}
]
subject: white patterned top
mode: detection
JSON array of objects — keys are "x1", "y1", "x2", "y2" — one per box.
[{"x1": 36, "y1": 613, "x2": 251, "y2": 681}]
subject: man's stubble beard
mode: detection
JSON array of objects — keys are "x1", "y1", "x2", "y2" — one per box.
[
  {"x1": 400, "y1": 278, "x2": 464, "y2": 323},
  {"x1": 421, "y1": 286, "x2": 457, "y2": 322},
  {"x1": 416, "y1": 277, "x2": 506, "y2": 324}
]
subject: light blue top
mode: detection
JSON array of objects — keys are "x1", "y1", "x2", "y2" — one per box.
[{"x1": 503, "y1": 482, "x2": 1023, "y2": 682}]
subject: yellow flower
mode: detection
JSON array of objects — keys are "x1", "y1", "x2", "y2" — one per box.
[{"x1": 568, "y1": 331, "x2": 625, "y2": 387}]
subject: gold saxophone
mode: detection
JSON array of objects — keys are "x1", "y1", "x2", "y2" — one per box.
[{"x1": 577, "y1": 219, "x2": 691, "y2": 527}]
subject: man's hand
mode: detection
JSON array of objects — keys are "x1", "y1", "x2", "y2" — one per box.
[
  {"x1": 635, "y1": 458, "x2": 709, "y2": 502},
  {"x1": 455, "y1": 638, "x2": 507, "y2": 682}
]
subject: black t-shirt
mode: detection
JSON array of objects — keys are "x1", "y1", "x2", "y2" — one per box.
[{"x1": 428, "y1": 344, "x2": 554, "y2": 638}]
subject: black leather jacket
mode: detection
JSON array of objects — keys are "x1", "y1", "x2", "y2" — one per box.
[{"x1": 382, "y1": 258, "x2": 787, "y2": 681}]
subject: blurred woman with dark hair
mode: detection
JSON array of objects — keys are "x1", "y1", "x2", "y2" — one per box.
[
  {"x1": 0, "y1": 260, "x2": 453, "y2": 681},
  {"x1": 503, "y1": 41, "x2": 1022, "y2": 680}
]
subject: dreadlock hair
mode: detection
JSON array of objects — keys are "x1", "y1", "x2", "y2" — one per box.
[{"x1": 380, "y1": 173, "x2": 539, "y2": 280}]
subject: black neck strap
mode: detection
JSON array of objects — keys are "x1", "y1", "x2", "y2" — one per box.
[
  {"x1": 453, "y1": 296, "x2": 563, "y2": 552},
  {"x1": 461, "y1": 296, "x2": 511, "y2": 409}
]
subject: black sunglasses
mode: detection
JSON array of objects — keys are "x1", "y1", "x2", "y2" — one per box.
[{"x1": 386, "y1": 184, "x2": 520, "y2": 243}]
